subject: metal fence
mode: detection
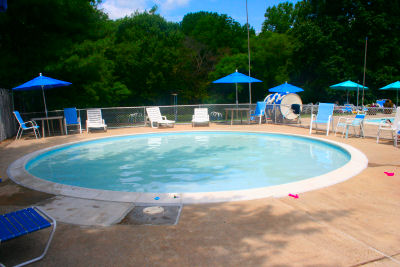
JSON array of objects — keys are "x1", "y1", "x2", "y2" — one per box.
[
  {"x1": 13, "y1": 103, "x2": 398, "y2": 139},
  {"x1": 0, "y1": 89, "x2": 16, "y2": 142}
]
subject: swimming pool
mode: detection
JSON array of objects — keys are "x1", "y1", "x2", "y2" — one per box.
[
  {"x1": 365, "y1": 117, "x2": 394, "y2": 125},
  {"x1": 8, "y1": 131, "x2": 368, "y2": 203}
]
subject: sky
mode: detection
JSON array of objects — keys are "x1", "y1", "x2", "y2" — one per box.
[{"x1": 100, "y1": 0, "x2": 299, "y2": 33}]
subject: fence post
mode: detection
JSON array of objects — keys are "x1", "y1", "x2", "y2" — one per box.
[{"x1": 143, "y1": 107, "x2": 146, "y2": 127}]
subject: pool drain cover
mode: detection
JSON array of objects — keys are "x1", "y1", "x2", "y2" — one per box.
[
  {"x1": 143, "y1": 206, "x2": 164, "y2": 215},
  {"x1": 120, "y1": 205, "x2": 182, "y2": 225}
]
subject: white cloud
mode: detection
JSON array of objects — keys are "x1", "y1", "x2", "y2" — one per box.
[
  {"x1": 100, "y1": 0, "x2": 191, "y2": 20},
  {"x1": 161, "y1": 0, "x2": 190, "y2": 10},
  {"x1": 100, "y1": 0, "x2": 148, "y2": 19}
]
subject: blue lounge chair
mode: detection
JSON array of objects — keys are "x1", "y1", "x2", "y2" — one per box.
[
  {"x1": 309, "y1": 103, "x2": 335, "y2": 136},
  {"x1": 341, "y1": 104, "x2": 354, "y2": 113},
  {"x1": 0, "y1": 207, "x2": 56, "y2": 266},
  {"x1": 335, "y1": 113, "x2": 366, "y2": 138},
  {"x1": 64, "y1": 107, "x2": 82, "y2": 135},
  {"x1": 250, "y1": 101, "x2": 266, "y2": 124},
  {"x1": 13, "y1": 111, "x2": 40, "y2": 140}
]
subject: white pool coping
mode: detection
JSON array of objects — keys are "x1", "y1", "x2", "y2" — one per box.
[{"x1": 7, "y1": 130, "x2": 368, "y2": 204}]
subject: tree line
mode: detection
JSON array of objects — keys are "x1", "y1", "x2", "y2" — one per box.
[{"x1": 0, "y1": 0, "x2": 399, "y2": 112}]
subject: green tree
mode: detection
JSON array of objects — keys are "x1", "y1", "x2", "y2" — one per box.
[
  {"x1": 262, "y1": 2, "x2": 295, "y2": 33},
  {"x1": 290, "y1": 0, "x2": 400, "y2": 103},
  {"x1": 113, "y1": 12, "x2": 187, "y2": 105}
]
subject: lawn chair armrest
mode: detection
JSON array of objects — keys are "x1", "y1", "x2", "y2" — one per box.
[
  {"x1": 378, "y1": 119, "x2": 391, "y2": 129},
  {"x1": 26, "y1": 120, "x2": 38, "y2": 127},
  {"x1": 336, "y1": 117, "x2": 352, "y2": 124}
]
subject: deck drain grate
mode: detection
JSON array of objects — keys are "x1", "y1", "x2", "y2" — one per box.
[{"x1": 120, "y1": 205, "x2": 182, "y2": 225}]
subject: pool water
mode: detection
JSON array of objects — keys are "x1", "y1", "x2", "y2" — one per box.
[
  {"x1": 26, "y1": 132, "x2": 351, "y2": 193},
  {"x1": 365, "y1": 118, "x2": 394, "y2": 124}
]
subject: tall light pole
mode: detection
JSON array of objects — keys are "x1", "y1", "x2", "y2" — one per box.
[
  {"x1": 171, "y1": 93, "x2": 178, "y2": 121},
  {"x1": 362, "y1": 37, "x2": 368, "y2": 107},
  {"x1": 246, "y1": 0, "x2": 252, "y2": 105}
]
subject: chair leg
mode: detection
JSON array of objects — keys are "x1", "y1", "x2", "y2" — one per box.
[
  {"x1": 14, "y1": 207, "x2": 57, "y2": 267},
  {"x1": 326, "y1": 122, "x2": 330, "y2": 136},
  {"x1": 391, "y1": 130, "x2": 394, "y2": 145},
  {"x1": 377, "y1": 128, "x2": 380, "y2": 143},
  {"x1": 15, "y1": 127, "x2": 22, "y2": 140}
]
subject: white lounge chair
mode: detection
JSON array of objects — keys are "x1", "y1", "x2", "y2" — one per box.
[
  {"x1": 146, "y1": 107, "x2": 175, "y2": 128},
  {"x1": 377, "y1": 107, "x2": 400, "y2": 146},
  {"x1": 192, "y1": 108, "x2": 210, "y2": 127},
  {"x1": 86, "y1": 109, "x2": 107, "y2": 133}
]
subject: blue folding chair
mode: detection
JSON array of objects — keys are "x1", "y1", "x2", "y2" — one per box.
[
  {"x1": 250, "y1": 101, "x2": 267, "y2": 124},
  {"x1": 309, "y1": 103, "x2": 335, "y2": 136},
  {"x1": 13, "y1": 111, "x2": 40, "y2": 140},
  {"x1": 0, "y1": 207, "x2": 56, "y2": 266},
  {"x1": 64, "y1": 108, "x2": 82, "y2": 135}
]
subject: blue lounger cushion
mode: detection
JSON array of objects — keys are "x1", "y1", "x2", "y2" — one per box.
[
  {"x1": 0, "y1": 208, "x2": 51, "y2": 242},
  {"x1": 0, "y1": 207, "x2": 56, "y2": 266}
]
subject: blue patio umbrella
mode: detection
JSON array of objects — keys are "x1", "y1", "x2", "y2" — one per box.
[
  {"x1": 380, "y1": 81, "x2": 400, "y2": 106},
  {"x1": 13, "y1": 73, "x2": 72, "y2": 117},
  {"x1": 329, "y1": 80, "x2": 368, "y2": 106},
  {"x1": 212, "y1": 70, "x2": 262, "y2": 105},
  {"x1": 0, "y1": 0, "x2": 7, "y2": 12},
  {"x1": 268, "y1": 82, "x2": 304, "y2": 93}
]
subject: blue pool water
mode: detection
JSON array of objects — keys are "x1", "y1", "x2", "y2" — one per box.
[
  {"x1": 365, "y1": 118, "x2": 394, "y2": 124},
  {"x1": 26, "y1": 132, "x2": 351, "y2": 193}
]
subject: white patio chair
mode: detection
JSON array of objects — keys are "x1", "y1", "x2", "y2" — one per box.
[
  {"x1": 377, "y1": 107, "x2": 400, "y2": 146},
  {"x1": 146, "y1": 107, "x2": 175, "y2": 128},
  {"x1": 86, "y1": 109, "x2": 107, "y2": 133},
  {"x1": 192, "y1": 108, "x2": 210, "y2": 127}
]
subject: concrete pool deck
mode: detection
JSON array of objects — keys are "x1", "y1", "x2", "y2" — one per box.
[{"x1": 1, "y1": 123, "x2": 400, "y2": 266}]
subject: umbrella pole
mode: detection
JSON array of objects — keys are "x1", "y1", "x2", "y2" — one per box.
[
  {"x1": 235, "y1": 83, "x2": 238, "y2": 107},
  {"x1": 356, "y1": 86, "x2": 359, "y2": 108},
  {"x1": 42, "y1": 86, "x2": 50, "y2": 136},
  {"x1": 42, "y1": 86, "x2": 48, "y2": 117},
  {"x1": 397, "y1": 89, "x2": 398, "y2": 107},
  {"x1": 249, "y1": 83, "x2": 251, "y2": 106}
]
